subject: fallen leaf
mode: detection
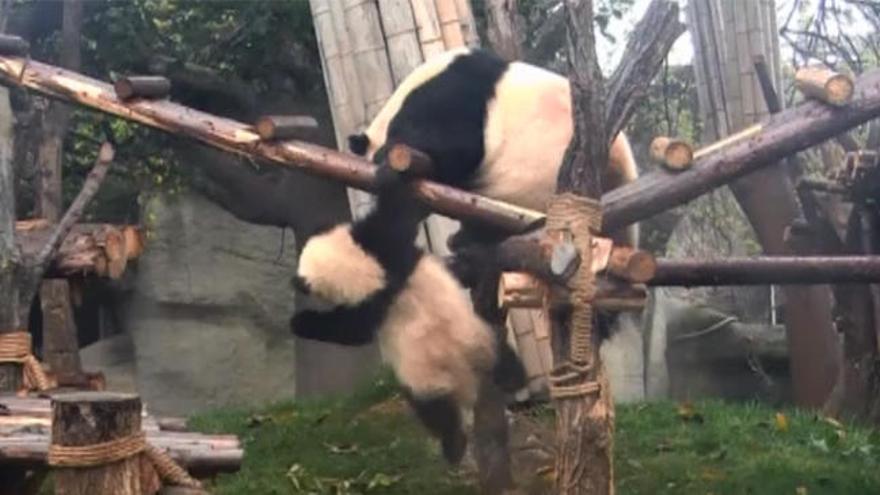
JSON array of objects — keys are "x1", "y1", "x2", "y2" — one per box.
[
  {"x1": 367, "y1": 472, "x2": 403, "y2": 491},
  {"x1": 822, "y1": 416, "x2": 844, "y2": 430},
  {"x1": 775, "y1": 412, "x2": 789, "y2": 432},
  {"x1": 325, "y1": 442, "x2": 360, "y2": 455},
  {"x1": 246, "y1": 414, "x2": 271, "y2": 428},
  {"x1": 677, "y1": 402, "x2": 705, "y2": 424}
]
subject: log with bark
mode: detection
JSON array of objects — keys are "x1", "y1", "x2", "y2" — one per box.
[
  {"x1": 650, "y1": 256, "x2": 880, "y2": 286},
  {"x1": 2, "y1": 54, "x2": 878, "y2": 239},
  {"x1": 15, "y1": 223, "x2": 143, "y2": 279},
  {"x1": 0, "y1": 396, "x2": 243, "y2": 476}
]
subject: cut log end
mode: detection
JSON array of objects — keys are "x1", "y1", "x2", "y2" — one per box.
[
  {"x1": 386, "y1": 144, "x2": 434, "y2": 177},
  {"x1": 114, "y1": 76, "x2": 171, "y2": 101},
  {"x1": 795, "y1": 67, "x2": 854, "y2": 107},
  {"x1": 607, "y1": 247, "x2": 657, "y2": 283},
  {"x1": 650, "y1": 136, "x2": 693, "y2": 171},
  {"x1": 0, "y1": 34, "x2": 29, "y2": 56},
  {"x1": 254, "y1": 115, "x2": 319, "y2": 141}
]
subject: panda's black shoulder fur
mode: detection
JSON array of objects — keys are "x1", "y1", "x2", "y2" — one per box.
[{"x1": 386, "y1": 49, "x2": 509, "y2": 187}]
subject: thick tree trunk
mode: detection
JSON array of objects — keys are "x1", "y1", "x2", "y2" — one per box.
[
  {"x1": 37, "y1": 0, "x2": 84, "y2": 386},
  {"x1": 484, "y1": 0, "x2": 523, "y2": 60}
]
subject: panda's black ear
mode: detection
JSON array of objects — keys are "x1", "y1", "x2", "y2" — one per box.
[{"x1": 348, "y1": 133, "x2": 370, "y2": 156}]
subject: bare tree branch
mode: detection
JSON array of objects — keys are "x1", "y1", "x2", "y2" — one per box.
[
  {"x1": 31, "y1": 142, "x2": 114, "y2": 282},
  {"x1": 605, "y1": 0, "x2": 684, "y2": 141}
]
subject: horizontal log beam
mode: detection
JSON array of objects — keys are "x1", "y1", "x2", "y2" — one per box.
[
  {"x1": 651, "y1": 256, "x2": 880, "y2": 286},
  {"x1": 3, "y1": 56, "x2": 878, "y2": 236},
  {"x1": 603, "y1": 68, "x2": 880, "y2": 232},
  {"x1": 0, "y1": 55, "x2": 543, "y2": 234}
]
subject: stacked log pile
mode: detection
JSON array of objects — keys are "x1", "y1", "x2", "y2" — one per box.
[
  {"x1": 0, "y1": 396, "x2": 242, "y2": 476},
  {"x1": 15, "y1": 221, "x2": 144, "y2": 279}
]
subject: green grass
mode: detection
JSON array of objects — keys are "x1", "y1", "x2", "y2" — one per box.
[
  {"x1": 190, "y1": 374, "x2": 880, "y2": 494},
  {"x1": 190, "y1": 372, "x2": 476, "y2": 495},
  {"x1": 614, "y1": 401, "x2": 880, "y2": 495}
]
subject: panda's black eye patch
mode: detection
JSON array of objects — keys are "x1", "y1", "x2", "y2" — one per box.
[{"x1": 291, "y1": 275, "x2": 311, "y2": 295}]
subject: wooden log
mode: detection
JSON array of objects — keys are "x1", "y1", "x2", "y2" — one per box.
[
  {"x1": 156, "y1": 417, "x2": 188, "y2": 433},
  {"x1": 607, "y1": 246, "x2": 657, "y2": 283},
  {"x1": 498, "y1": 272, "x2": 545, "y2": 309},
  {"x1": 15, "y1": 223, "x2": 143, "y2": 279},
  {"x1": 0, "y1": 432, "x2": 243, "y2": 473},
  {"x1": 795, "y1": 66, "x2": 854, "y2": 107},
  {"x1": 113, "y1": 76, "x2": 171, "y2": 101},
  {"x1": 386, "y1": 143, "x2": 434, "y2": 177},
  {"x1": 594, "y1": 278, "x2": 647, "y2": 312},
  {"x1": 649, "y1": 136, "x2": 693, "y2": 170},
  {"x1": 254, "y1": 115, "x2": 319, "y2": 141},
  {"x1": 753, "y1": 55, "x2": 782, "y2": 114},
  {"x1": 50, "y1": 392, "x2": 145, "y2": 495},
  {"x1": 0, "y1": 35, "x2": 29, "y2": 56},
  {"x1": 3, "y1": 54, "x2": 879, "y2": 238},
  {"x1": 602, "y1": 68, "x2": 880, "y2": 234},
  {"x1": 0, "y1": 55, "x2": 541, "y2": 234},
  {"x1": 650, "y1": 256, "x2": 880, "y2": 286}
]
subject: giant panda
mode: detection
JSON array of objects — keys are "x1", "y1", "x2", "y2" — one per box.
[
  {"x1": 290, "y1": 183, "x2": 526, "y2": 465},
  {"x1": 347, "y1": 48, "x2": 639, "y2": 248}
]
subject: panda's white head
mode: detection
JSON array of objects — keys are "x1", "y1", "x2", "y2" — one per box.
[
  {"x1": 347, "y1": 48, "x2": 472, "y2": 161},
  {"x1": 294, "y1": 224, "x2": 386, "y2": 307}
]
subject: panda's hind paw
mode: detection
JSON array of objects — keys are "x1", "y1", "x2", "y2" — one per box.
[{"x1": 442, "y1": 429, "x2": 468, "y2": 466}]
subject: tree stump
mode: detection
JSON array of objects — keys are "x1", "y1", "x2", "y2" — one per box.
[{"x1": 50, "y1": 392, "x2": 145, "y2": 495}]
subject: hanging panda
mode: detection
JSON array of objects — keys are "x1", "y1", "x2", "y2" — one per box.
[
  {"x1": 290, "y1": 184, "x2": 526, "y2": 465},
  {"x1": 348, "y1": 48, "x2": 639, "y2": 247}
]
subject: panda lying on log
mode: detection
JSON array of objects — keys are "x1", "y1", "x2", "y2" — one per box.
[
  {"x1": 290, "y1": 179, "x2": 526, "y2": 465},
  {"x1": 348, "y1": 48, "x2": 639, "y2": 249}
]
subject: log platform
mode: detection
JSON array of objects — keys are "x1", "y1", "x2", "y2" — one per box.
[{"x1": 0, "y1": 396, "x2": 242, "y2": 477}]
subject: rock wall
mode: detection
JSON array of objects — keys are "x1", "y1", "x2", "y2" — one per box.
[{"x1": 108, "y1": 192, "x2": 301, "y2": 416}]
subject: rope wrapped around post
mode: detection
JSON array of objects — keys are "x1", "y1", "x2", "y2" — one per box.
[
  {"x1": 48, "y1": 430, "x2": 202, "y2": 489},
  {"x1": 0, "y1": 331, "x2": 51, "y2": 391},
  {"x1": 545, "y1": 193, "x2": 603, "y2": 399}
]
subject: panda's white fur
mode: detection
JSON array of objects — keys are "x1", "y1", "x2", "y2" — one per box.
[
  {"x1": 351, "y1": 48, "x2": 639, "y2": 247},
  {"x1": 378, "y1": 254, "x2": 496, "y2": 406},
  {"x1": 297, "y1": 224, "x2": 386, "y2": 307},
  {"x1": 296, "y1": 228, "x2": 496, "y2": 406}
]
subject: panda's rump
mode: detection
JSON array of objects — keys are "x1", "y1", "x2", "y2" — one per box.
[{"x1": 379, "y1": 256, "x2": 496, "y2": 406}]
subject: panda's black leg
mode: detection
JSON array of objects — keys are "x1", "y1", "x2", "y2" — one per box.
[
  {"x1": 400, "y1": 389, "x2": 467, "y2": 465},
  {"x1": 493, "y1": 338, "x2": 527, "y2": 394}
]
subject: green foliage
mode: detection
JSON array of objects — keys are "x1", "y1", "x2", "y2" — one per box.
[
  {"x1": 616, "y1": 401, "x2": 880, "y2": 495},
  {"x1": 10, "y1": 0, "x2": 321, "y2": 221}
]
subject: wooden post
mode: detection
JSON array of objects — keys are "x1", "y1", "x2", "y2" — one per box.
[{"x1": 50, "y1": 392, "x2": 148, "y2": 495}]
